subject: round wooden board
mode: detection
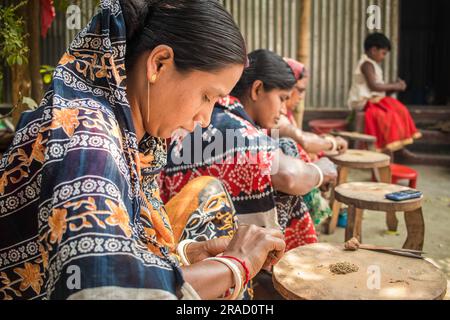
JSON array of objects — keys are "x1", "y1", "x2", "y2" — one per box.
[
  {"x1": 334, "y1": 182, "x2": 423, "y2": 212},
  {"x1": 329, "y1": 149, "x2": 390, "y2": 169},
  {"x1": 273, "y1": 243, "x2": 447, "y2": 300},
  {"x1": 333, "y1": 131, "x2": 377, "y2": 142}
]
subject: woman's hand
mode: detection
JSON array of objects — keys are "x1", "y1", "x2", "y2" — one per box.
[
  {"x1": 180, "y1": 226, "x2": 285, "y2": 299},
  {"x1": 222, "y1": 225, "x2": 286, "y2": 279},
  {"x1": 185, "y1": 238, "x2": 231, "y2": 264},
  {"x1": 335, "y1": 136, "x2": 348, "y2": 154},
  {"x1": 314, "y1": 157, "x2": 338, "y2": 186}
]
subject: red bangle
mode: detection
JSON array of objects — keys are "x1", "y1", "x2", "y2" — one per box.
[{"x1": 221, "y1": 255, "x2": 250, "y2": 287}]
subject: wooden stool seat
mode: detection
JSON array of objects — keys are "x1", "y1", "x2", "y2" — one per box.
[
  {"x1": 330, "y1": 149, "x2": 390, "y2": 169},
  {"x1": 332, "y1": 131, "x2": 377, "y2": 151},
  {"x1": 334, "y1": 182, "x2": 422, "y2": 212},
  {"x1": 332, "y1": 131, "x2": 377, "y2": 143},
  {"x1": 326, "y1": 150, "x2": 392, "y2": 234},
  {"x1": 273, "y1": 243, "x2": 447, "y2": 300},
  {"x1": 334, "y1": 182, "x2": 425, "y2": 250}
]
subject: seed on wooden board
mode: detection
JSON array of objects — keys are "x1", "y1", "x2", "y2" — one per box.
[{"x1": 329, "y1": 261, "x2": 359, "y2": 275}]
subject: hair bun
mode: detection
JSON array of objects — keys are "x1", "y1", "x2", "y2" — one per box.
[{"x1": 120, "y1": 0, "x2": 156, "y2": 41}]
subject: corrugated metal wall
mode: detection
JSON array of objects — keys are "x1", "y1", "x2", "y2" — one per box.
[
  {"x1": 220, "y1": 0, "x2": 301, "y2": 59},
  {"x1": 38, "y1": 0, "x2": 301, "y2": 74},
  {"x1": 307, "y1": 0, "x2": 400, "y2": 109},
  {"x1": 223, "y1": 0, "x2": 400, "y2": 109},
  {"x1": 42, "y1": 0, "x2": 302, "y2": 71},
  {"x1": 2, "y1": 0, "x2": 400, "y2": 110}
]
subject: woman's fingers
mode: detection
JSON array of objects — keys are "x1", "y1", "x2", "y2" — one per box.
[
  {"x1": 335, "y1": 137, "x2": 348, "y2": 154},
  {"x1": 262, "y1": 236, "x2": 286, "y2": 268},
  {"x1": 223, "y1": 224, "x2": 287, "y2": 278},
  {"x1": 205, "y1": 237, "x2": 231, "y2": 256},
  {"x1": 263, "y1": 227, "x2": 285, "y2": 240},
  {"x1": 268, "y1": 236, "x2": 286, "y2": 259}
]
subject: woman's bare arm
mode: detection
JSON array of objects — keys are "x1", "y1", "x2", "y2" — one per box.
[
  {"x1": 181, "y1": 225, "x2": 286, "y2": 300},
  {"x1": 276, "y1": 119, "x2": 347, "y2": 154},
  {"x1": 271, "y1": 149, "x2": 320, "y2": 195},
  {"x1": 181, "y1": 261, "x2": 236, "y2": 299}
]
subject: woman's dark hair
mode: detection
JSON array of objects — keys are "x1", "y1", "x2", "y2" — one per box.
[
  {"x1": 120, "y1": 0, "x2": 247, "y2": 71},
  {"x1": 231, "y1": 49, "x2": 296, "y2": 99},
  {"x1": 364, "y1": 32, "x2": 392, "y2": 51}
]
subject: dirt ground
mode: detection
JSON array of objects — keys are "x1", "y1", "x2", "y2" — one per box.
[{"x1": 319, "y1": 164, "x2": 450, "y2": 299}]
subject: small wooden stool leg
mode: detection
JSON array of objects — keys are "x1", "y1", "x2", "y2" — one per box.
[
  {"x1": 345, "y1": 205, "x2": 355, "y2": 242},
  {"x1": 328, "y1": 166, "x2": 349, "y2": 234},
  {"x1": 354, "y1": 208, "x2": 363, "y2": 243},
  {"x1": 345, "y1": 206, "x2": 363, "y2": 242},
  {"x1": 378, "y1": 165, "x2": 392, "y2": 183},
  {"x1": 372, "y1": 168, "x2": 381, "y2": 182},
  {"x1": 403, "y1": 207, "x2": 425, "y2": 251},
  {"x1": 378, "y1": 165, "x2": 398, "y2": 232},
  {"x1": 386, "y1": 210, "x2": 398, "y2": 232}
]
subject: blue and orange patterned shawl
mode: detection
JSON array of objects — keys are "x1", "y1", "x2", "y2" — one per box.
[{"x1": 0, "y1": 0, "x2": 192, "y2": 300}]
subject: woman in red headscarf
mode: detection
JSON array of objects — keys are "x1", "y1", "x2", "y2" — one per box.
[{"x1": 273, "y1": 58, "x2": 347, "y2": 227}]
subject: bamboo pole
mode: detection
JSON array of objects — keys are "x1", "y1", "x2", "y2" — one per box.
[{"x1": 295, "y1": 0, "x2": 311, "y2": 129}]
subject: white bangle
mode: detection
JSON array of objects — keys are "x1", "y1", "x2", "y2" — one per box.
[
  {"x1": 205, "y1": 257, "x2": 243, "y2": 300},
  {"x1": 177, "y1": 239, "x2": 197, "y2": 266},
  {"x1": 324, "y1": 135, "x2": 338, "y2": 152},
  {"x1": 308, "y1": 163, "x2": 324, "y2": 189}
]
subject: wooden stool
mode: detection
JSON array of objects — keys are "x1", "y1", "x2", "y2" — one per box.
[
  {"x1": 332, "y1": 131, "x2": 377, "y2": 151},
  {"x1": 327, "y1": 150, "x2": 392, "y2": 234},
  {"x1": 334, "y1": 182, "x2": 425, "y2": 250},
  {"x1": 273, "y1": 243, "x2": 446, "y2": 300}
]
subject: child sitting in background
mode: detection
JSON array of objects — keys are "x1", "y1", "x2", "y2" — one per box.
[{"x1": 348, "y1": 32, "x2": 422, "y2": 152}]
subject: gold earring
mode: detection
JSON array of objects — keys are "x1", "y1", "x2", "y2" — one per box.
[
  {"x1": 150, "y1": 74, "x2": 157, "y2": 83},
  {"x1": 147, "y1": 80, "x2": 150, "y2": 123}
]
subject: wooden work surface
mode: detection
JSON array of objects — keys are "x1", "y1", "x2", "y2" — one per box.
[
  {"x1": 329, "y1": 149, "x2": 390, "y2": 169},
  {"x1": 333, "y1": 131, "x2": 377, "y2": 142},
  {"x1": 273, "y1": 243, "x2": 447, "y2": 300},
  {"x1": 334, "y1": 182, "x2": 423, "y2": 212}
]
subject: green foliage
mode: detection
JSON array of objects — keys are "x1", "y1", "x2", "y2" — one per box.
[
  {"x1": 40, "y1": 65, "x2": 56, "y2": 85},
  {"x1": 0, "y1": 71, "x2": 3, "y2": 102},
  {"x1": 0, "y1": 1, "x2": 29, "y2": 67}
]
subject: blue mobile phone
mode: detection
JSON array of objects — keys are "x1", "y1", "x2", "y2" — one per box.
[{"x1": 385, "y1": 189, "x2": 423, "y2": 201}]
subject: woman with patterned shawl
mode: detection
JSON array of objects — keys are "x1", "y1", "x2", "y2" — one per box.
[
  {"x1": 161, "y1": 50, "x2": 338, "y2": 251},
  {"x1": 0, "y1": 0, "x2": 287, "y2": 300},
  {"x1": 275, "y1": 59, "x2": 348, "y2": 227}
]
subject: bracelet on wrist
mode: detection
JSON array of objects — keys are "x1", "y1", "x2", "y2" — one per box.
[
  {"x1": 177, "y1": 239, "x2": 197, "y2": 266},
  {"x1": 205, "y1": 257, "x2": 244, "y2": 300},
  {"x1": 308, "y1": 163, "x2": 324, "y2": 189},
  {"x1": 221, "y1": 255, "x2": 250, "y2": 287}
]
